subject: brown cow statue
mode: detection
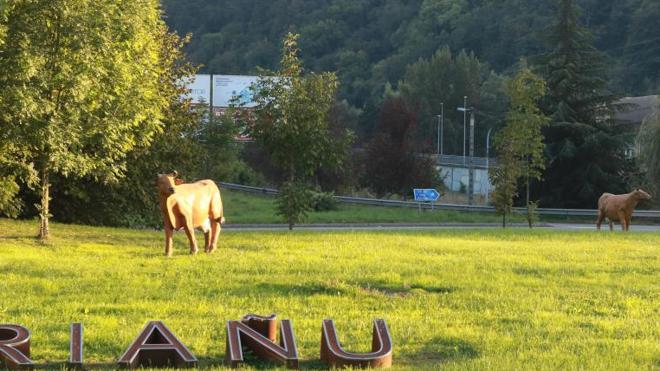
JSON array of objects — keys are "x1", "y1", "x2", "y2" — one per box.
[
  {"x1": 596, "y1": 189, "x2": 651, "y2": 231},
  {"x1": 155, "y1": 171, "x2": 225, "y2": 256}
]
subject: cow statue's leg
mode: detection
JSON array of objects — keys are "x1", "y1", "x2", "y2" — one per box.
[
  {"x1": 208, "y1": 219, "x2": 221, "y2": 253},
  {"x1": 625, "y1": 215, "x2": 632, "y2": 231},
  {"x1": 165, "y1": 227, "x2": 174, "y2": 257},
  {"x1": 617, "y1": 210, "x2": 627, "y2": 231},
  {"x1": 184, "y1": 222, "x2": 199, "y2": 254},
  {"x1": 203, "y1": 228, "x2": 211, "y2": 253},
  {"x1": 596, "y1": 210, "x2": 605, "y2": 230}
]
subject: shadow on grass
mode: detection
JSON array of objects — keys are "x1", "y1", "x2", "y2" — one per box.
[
  {"x1": 409, "y1": 336, "x2": 479, "y2": 363},
  {"x1": 355, "y1": 281, "x2": 456, "y2": 297},
  {"x1": 247, "y1": 282, "x2": 350, "y2": 297}
]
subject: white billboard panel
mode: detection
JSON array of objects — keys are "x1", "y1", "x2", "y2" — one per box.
[
  {"x1": 182, "y1": 74, "x2": 211, "y2": 104},
  {"x1": 212, "y1": 75, "x2": 260, "y2": 108}
]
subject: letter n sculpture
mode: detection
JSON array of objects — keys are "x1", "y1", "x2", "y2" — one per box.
[
  {"x1": 226, "y1": 314, "x2": 299, "y2": 369},
  {"x1": 321, "y1": 319, "x2": 393, "y2": 368},
  {"x1": 0, "y1": 324, "x2": 33, "y2": 370},
  {"x1": 117, "y1": 321, "x2": 197, "y2": 369}
]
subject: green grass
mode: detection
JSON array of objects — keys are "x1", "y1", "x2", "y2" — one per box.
[
  {"x1": 0, "y1": 218, "x2": 658, "y2": 370},
  {"x1": 222, "y1": 190, "x2": 527, "y2": 224}
]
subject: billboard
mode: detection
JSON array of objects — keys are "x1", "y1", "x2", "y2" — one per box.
[
  {"x1": 212, "y1": 75, "x2": 259, "y2": 108},
  {"x1": 182, "y1": 74, "x2": 211, "y2": 104}
]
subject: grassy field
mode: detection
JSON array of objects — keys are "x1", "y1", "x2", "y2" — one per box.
[
  {"x1": 0, "y1": 218, "x2": 658, "y2": 370},
  {"x1": 222, "y1": 190, "x2": 528, "y2": 225}
]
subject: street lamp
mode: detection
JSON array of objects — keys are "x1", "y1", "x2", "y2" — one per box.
[
  {"x1": 485, "y1": 127, "x2": 493, "y2": 205},
  {"x1": 437, "y1": 103, "x2": 444, "y2": 156},
  {"x1": 457, "y1": 96, "x2": 470, "y2": 165}
]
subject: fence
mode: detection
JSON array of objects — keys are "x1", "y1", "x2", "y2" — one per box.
[{"x1": 218, "y1": 182, "x2": 660, "y2": 219}]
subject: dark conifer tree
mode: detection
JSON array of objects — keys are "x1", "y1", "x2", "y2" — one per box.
[{"x1": 535, "y1": 0, "x2": 628, "y2": 208}]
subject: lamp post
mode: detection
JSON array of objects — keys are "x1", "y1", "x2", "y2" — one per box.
[
  {"x1": 468, "y1": 111, "x2": 475, "y2": 205},
  {"x1": 457, "y1": 96, "x2": 468, "y2": 165},
  {"x1": 485, "y1": 127, "x2": 493, "y2": 205},
  {"x1": 437, "y1": 103, "x2": 444, "y2": 156}
]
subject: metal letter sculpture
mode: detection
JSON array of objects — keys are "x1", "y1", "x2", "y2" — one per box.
[
  {"x1": 225, "y1": 314, "x2": 299, "y2": 369},
  {"x1": 320, "y1": 319, "x2": 393, "y2": 369},
  {"x1": 117, "y1": 321, "x2": 197, "y2": 369},
  {"x1": 0, "y1": 324, "x2": 33, "y2": 370},
  {"x1": 68, "y1": 323, "x2": 83, "y2": 370}
]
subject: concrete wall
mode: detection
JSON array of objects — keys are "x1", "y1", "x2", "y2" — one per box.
[{"x1": 439, "y1": 166, "x2": 492, "y2": 196}]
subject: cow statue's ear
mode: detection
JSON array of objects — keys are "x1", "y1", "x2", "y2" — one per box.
[
  {"x1": 171, "y1": 170, "x2": 179, "y2": 178},
  {"x1": 175, "y1": 178, "x2": 184, "y2": 185}
]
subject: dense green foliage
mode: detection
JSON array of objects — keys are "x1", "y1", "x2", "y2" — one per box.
[
  {"x1": 535, "y1": 0, "x2": 629, "y2": 208},
  {"x1": 399, "y1": 47, "x2": 508, "y2": 155},
  {"x1": 363, "y1": 97, "x2": 440, "y2": 198},
  {"x1": 0, "y1": 0, "x2": 188, "y2": 238},
  {"x1": 1, "y1": 218, "x2": 658, "y2": 369},
  {"x1": 163, "y1": 0, "x2": 658, "y2": 115},
  {"x1": 637, "y1": 106, "x2": 660, "y2": 204}
]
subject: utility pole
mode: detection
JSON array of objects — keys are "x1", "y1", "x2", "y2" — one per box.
[
  {"x1": 437, "y1": 103, "x2": 444, "y2": 156},
  {"x1": 468, "y1": 111, "x2": 475, "y2": 205},
  {"x1": 457, "y1": 96, "x2": 468, "y2": 165},
  {"x1": 463, "y1": 96, "x2": 467, "y2": 165},
  {"x1": 485, "y1": 127, "x2": 493, "y2": 205}
]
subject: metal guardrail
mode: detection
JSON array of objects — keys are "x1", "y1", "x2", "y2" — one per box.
[{"x1": 218, "y1": 182, "x2": 660, "y2": 219}]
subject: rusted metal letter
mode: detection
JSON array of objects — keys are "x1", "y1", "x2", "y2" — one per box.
[
  {"x1": 320, "y1": 319, "x2": 393, "y2": 368},
  {"x1": 117, "y1": 321, "x2": 197, "y2": 369},
  {"x1": 0, "y1": 324, "x2": 34, "y2": 370},
  {"x1": 225, "y1": 314, "x2": 299, "y2": 369},
  {"x1": 68, "y1": 323, "x2": 83, "y2": 370}
]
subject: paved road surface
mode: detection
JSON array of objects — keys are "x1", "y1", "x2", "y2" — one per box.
[{"x1": 222, "y1": 222, "x2": 660, "y2": 232}]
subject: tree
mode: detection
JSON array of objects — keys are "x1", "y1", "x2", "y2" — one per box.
[
  {"x1": 636, "y1": 103, "x2": 660, "y2": 204},
  {"x1": 362, "y1": 97, "x2": 439, "y2": 198},
  {"x1": 0, "y1": 0, "x2": 186, "y2": 239},
  {"x1": 535, "y1": 0, "x2": 628, "y2": 208},
  {"x1": 50, "y1": 31, "x2": 210, "y2": 228},
  {"x1": 622, "y1": 0, "x2": 660, "y2": 94},
  {"x1": 247, "y1": 33, "x2": 353, "y2": 229},
  {"x1": 398, "y1": 47, "x2": 507, "y2": 157},
  {"x1": 490, "y1": 140, "x2": 520, "y2": 228},
  {"x1": 498, "y1": 66, "x2": 550, "y2": 227}
]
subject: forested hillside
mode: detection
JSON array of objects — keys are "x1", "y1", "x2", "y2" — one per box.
[{"x1": 163, "y1": 0, "x2": 660, "y2": 111}]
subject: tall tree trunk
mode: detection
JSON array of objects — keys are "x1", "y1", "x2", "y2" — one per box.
[{"x1": 39, "y1": 166, "x2": 50, "y2": 240}]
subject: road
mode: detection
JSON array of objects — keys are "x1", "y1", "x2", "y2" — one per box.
[{"x1": 222, "y1": 222, "x2": 660, "y2": 232}]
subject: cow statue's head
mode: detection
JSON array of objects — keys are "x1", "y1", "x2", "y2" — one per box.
[
  {"x1": 633, "y1": 188, "x2": 652, "y2": 201},
  {"x1": 155, "y1": 171, "x2": 182, "y2": 196}
]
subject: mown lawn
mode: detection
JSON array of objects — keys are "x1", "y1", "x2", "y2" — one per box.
[
  {"x1": 222, "y1": 190, "x2": 527, "y2": 225},
  {"x1": 0, "y1": 218, "x2": 658, "y2": 370}
]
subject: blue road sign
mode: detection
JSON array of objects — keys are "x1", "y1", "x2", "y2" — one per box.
[{"x1": 413, "y1": 189, "x2": 440, "y2": 202}]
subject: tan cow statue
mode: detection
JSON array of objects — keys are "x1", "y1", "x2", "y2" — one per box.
[
  {"x1": 155, "y1": 171, "x2": 225, "y2": 256},
  {"x1": 596, "y1": 189, "x2": 651, "y2": 231}
]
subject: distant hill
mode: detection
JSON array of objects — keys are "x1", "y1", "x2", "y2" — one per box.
[{"x1": 162, "y1": 0, "x2": 659, "y2": 111}]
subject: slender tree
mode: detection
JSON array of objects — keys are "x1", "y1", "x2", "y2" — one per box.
[
  {"x1": 508, "y1": 67, "x2": 550, "y2": 227},
  {"x1": 490, "y1": 139, "x2": 519, "y2": 228},
  {"x1": 247, "y1": 33, "x2": 353, "y2": 229},
  {"x1": 490, "y1": 66, "x2": 548, "y2": 227},
  {"x1": 535, "y1": 0, "x2": 627, "y2": 208},
  {"x1": 0, "y1": 0, "x2": 185, "y2": 239}
]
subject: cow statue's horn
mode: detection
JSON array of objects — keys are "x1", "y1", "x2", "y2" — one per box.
[{"x1": 172, "y1": 170, "x2": 179, "y2": 177}]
